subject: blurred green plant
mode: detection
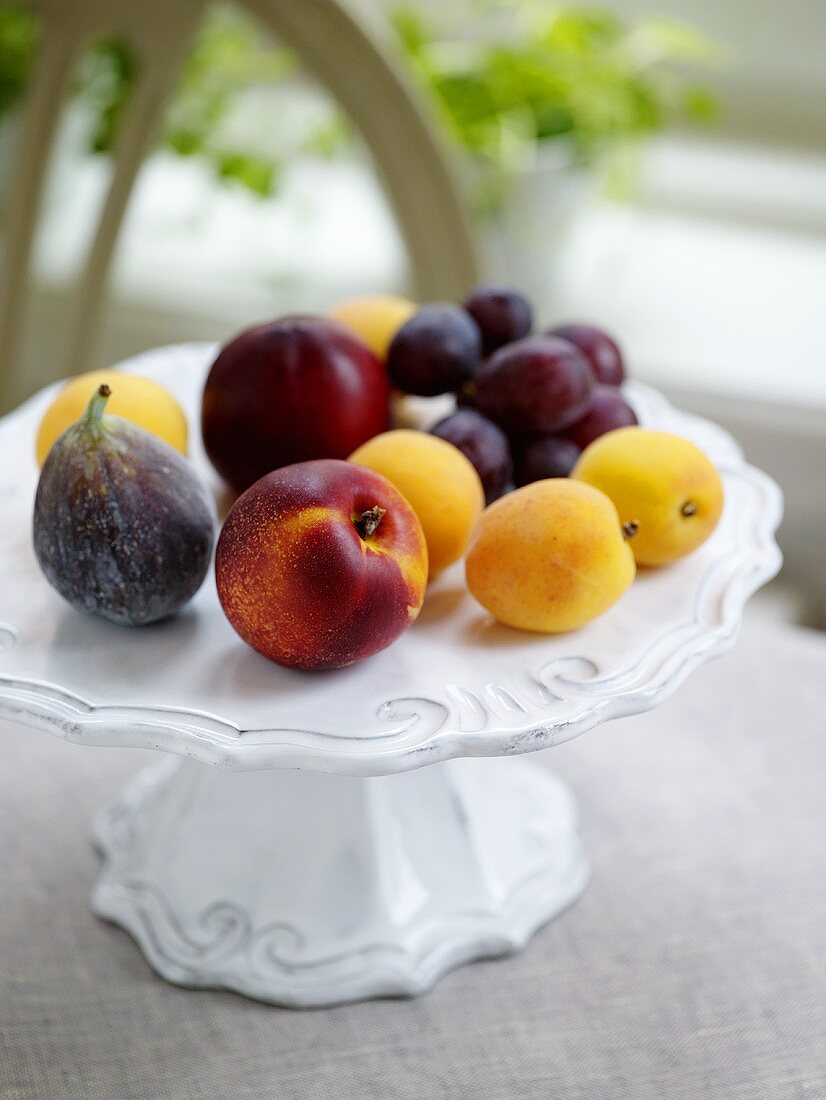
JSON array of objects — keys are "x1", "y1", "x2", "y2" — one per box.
[
  {"x1": 0, "y1": 3, "x2": 317, "y2": 197},
  {"x1": 0, "y1": 0, "x2": 37, "y2": 117},
  {"x1": 394, "y1": 2, "x2": 721, "y2": 204},
  {"x1": 396, "y1": 4, "x2": 719, "y2": 161},
  {"x1": 160, "y1": 7, "x2": 297, "y2": 195},
  {"x1": 0, "y1": 0, "x2": 721, "y2": 204}
]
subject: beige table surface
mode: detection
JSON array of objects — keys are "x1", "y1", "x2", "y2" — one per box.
[{"x1": 1, "y1": 616, "x2": 825, "y2": 1100}]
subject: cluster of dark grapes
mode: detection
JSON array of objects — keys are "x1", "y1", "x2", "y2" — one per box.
[{"x1": 386, "y1": 286, "x2": 637, "y2": 505}]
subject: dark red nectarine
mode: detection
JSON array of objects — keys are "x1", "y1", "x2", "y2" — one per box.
[
  {"x1": 215, "y1": 459, "x2": 427, "y2": 670},
  {"x1": 202, "y1": 316, "x2": 391, "y2": 492}
]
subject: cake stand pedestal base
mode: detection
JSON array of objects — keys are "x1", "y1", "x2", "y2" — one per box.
[{"x1": 91, "y1": 755, "x2": 589, "y2": 1007}]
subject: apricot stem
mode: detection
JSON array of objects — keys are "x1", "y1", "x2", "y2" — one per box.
[
  {"x1": 681, "y1": 500, "x2": 697, "y2": 518},
  {"x1": 622, "y1": 520, "x2": 639, "y2": 540},
  {"x1": 354, "y1": 505, "x2": 386, "y2": 540}
]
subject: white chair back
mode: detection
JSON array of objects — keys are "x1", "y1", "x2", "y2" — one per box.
[{"x1": 0, "y1": 0, "x2": 479, "y2": 411}]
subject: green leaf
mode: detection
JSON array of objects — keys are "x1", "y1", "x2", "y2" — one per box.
[
  {"x1": 0, "y1": 2, "x2": 39, "y2": 116},
  {"x1": 215, "y1": 150, "x2": 279, "y2": 197}
]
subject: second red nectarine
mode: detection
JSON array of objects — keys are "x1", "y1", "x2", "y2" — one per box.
[{"x1": 202, "y1": 316, "x2": 391, "y2": 492}]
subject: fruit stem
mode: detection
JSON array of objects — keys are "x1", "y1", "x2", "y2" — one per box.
[
  {"x1": 354, "y1": 505, "x2": 386, "y2": 540},
  {"x1": 681, "y1": 500, "x2": 697, "y2": 518},
  {"x1": 459, "y1": 380, "x2": 476, "y2": 405},
  {"x1": 622, "y1": 520, "x2": 639, "y2": 540},
  {"x1": 80, "y1": 384, "x2": 112, "y2": 440}
]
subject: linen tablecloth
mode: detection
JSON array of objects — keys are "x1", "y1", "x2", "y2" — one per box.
[{"x1": 1, "y1": 617, "x2": 825, "y2": 1099}]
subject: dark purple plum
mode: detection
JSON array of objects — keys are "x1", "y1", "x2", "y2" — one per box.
[
  {"x1": 34, "y1": 385, "x2": 215, "y2": 625},
  {"x1": 563, "y1": 384, "x2": 638, "y2": 449},
  {"x1": 545, "y1": 323, "x2": 625, "y2": 386},
  {"x1": 462, "y1": 285, "x2": 532, "y2": 356},
  {"x1": 387, "y1": 303, "x2": 482, "y2": 396},
  {"x1": 431, "y1": 409, "x2": 513, "y2": 504},
  {"x1": 515, "y1": 436, "x2": 581, "y2": 485},
  {"x1": 475, "y1": 335, "x2": 595, "y2": 436}
]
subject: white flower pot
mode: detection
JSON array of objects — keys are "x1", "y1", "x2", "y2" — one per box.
[{"x1": 479, "y1": 144, "x2": 597, "y2": 310}]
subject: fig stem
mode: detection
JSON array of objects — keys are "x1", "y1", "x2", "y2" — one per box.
[
  {"x1": 681, "y1": 500, "x2": 697, "y2": 518},
  {"x1": 80, "y1": 384, "x2": 112, "y2": 439},
  {"x1": 354, "y1": 505, "x2": 386, "y2": 540},
  {"x1": 622, "y1": 520, "x2": 639, "y2": 540}
]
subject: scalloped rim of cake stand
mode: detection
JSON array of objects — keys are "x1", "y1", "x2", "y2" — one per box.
[{"x1": 0, "y1": 347, "x2": 783, "y2": 776}]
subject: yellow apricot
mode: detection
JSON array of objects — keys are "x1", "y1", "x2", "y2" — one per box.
[
  {"x1": 573, "y1": 427, "x2": 724, "y2": 566},
  {"x1": 36, "y1": 369, "x2": 188, "y2": 466},
  {"x1": 349, "y1": 430, "x2": 484, "y2": 575},
  {"x1": 329, "y1": 295, "x2": 416, "y2": 359},
  {"x1": 465, "y1": 479, "x2": 635, "y2": 633}
]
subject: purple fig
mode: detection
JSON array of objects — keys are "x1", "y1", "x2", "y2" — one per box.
[{"x1": 33, "y1": 385, "x2": 214, "y2": 625}]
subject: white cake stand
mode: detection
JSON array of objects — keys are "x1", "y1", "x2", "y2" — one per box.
[{"x1": 0, "y1": 345, "x2": 782, "y2": 1007}]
